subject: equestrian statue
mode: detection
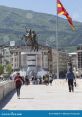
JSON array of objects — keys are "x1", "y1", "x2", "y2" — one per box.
[{"x1": 22, "y1": 27, "x2": 38, "y2": 51}]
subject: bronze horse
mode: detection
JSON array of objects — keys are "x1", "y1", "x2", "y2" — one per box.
[{"x1": 22, "y1": 28, "x2": 38, "y2": 51}]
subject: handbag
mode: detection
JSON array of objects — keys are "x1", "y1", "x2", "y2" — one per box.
[{"x1": 74, "y1": 80, "x2": 76, "y2": 87}]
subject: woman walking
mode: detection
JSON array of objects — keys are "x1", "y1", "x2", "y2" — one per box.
[{"x1": 14, "y1": 73, "x2": 24, "y2": 99}]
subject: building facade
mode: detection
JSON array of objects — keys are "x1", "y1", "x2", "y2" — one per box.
[
  {"x1": 68, "y1": 52, "x2": 77, "y2": 69},
  {"x1": 9, "y1": 45, "x2": 52, "y2": 72},
  {"x1": 77, "y1": 45, "x2": 82, "y2": 73},
  {"x1": 52, "y1": 49, "x2": 68, "y2": 74},
  {"x1": 0, "y1": 45, "x2": 68, "y2": 75}
]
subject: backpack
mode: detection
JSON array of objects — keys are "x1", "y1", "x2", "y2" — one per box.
[{"x1": 15, "y1": 76, "x2": 23, "y2": 86}]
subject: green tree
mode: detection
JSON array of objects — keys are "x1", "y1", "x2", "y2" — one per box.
[
  {"x1": 6, "y1": 64, "x2": 12, "y2": 74},
  {"x1": 0, "y1": 64, "x2": 4, "y2": 75}
]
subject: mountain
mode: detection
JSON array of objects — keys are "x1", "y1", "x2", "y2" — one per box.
[{"x1": 0, "y1": 5, "x2": 82, "y2": 52}]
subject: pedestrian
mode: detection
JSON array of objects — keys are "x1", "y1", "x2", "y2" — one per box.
[
  {"x1": 14, "y1": 73, "x2": 24, "y2": 99},
  {"x1": 25, "y1": 75, "x2": 30, "y2": 85},
  {"x1": 45, "y1": 75, "x2": 49, "y2": 85},
  {"x1": 66, "y1": 68, "x2": 75, "y2": 92},
  {"x1": 39, "y1": 78, "x2": 42, "y2": 84},
  {"x1": 49, "y1": 75, "x2": 53, "y2": 85}
]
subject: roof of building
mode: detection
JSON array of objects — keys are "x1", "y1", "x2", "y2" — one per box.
[{"x1": 69, "y1": 52, "x2": 77, "y2": 55}]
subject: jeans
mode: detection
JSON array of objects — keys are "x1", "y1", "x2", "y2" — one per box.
[
  {"x1": 68, "y1": 79, "x2": 74, "y2": 92},
  {"x1": 16, "y1": 86, "x2": 21, "y2": 97}
]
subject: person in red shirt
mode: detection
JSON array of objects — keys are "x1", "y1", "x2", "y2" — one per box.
[{"x1": 14, "y1": 73, "x2": 24, "y2": 99}]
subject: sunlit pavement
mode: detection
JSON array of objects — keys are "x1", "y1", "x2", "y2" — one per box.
[{"x1": 2, "y1": 79, "x2": 82, "y2": 110}]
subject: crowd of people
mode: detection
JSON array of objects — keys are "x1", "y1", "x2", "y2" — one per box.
[
  {"x1": 14, "y1": 73, "x2": 54, "y2": 99},
  {"x1": 24, "y1": 74, "x2": 54, "y2": 85}
]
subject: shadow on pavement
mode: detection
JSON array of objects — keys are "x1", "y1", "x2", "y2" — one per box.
[
  {"x1": 0, "y1": 90, "x2": 16, "y2": 110},
  {"x1": 20, "y1": 97, "x2": 34, "y2": 100},
  {"x1": 74, "y1": 91, "x2": 82, "y2": 93}
]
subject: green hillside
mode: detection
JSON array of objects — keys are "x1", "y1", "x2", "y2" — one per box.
[{"x1": 0, "y1": 5, "x2": 82, "y2": 52}]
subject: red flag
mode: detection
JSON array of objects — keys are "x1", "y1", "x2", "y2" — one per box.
[{"x1": 57, "y1": 0, "x2": 75, "y2": 30}]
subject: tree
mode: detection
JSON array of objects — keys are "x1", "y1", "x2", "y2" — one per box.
[
  {"x1": 6, "y1": 64, "x2": 12, "y2": 74},
  {"x1": 0, "y1": 64, "x2": 4, "y2": 75}
]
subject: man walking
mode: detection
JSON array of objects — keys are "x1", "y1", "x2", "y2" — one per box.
[
  {"x1": 66, "y1": 67, "x2": 75, "y2": 92},
  {"x1": 14, "y1": 73, "x2": 24, "y2": 99}
]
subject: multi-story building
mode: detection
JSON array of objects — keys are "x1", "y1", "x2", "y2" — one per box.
[
  {"x1": 59, "y1": 50, "x2": 68, "y2": 72},
  {"x1": 77, "y1": 45, "x2": 82, "y2": 73},
  {"x1": 0, "y1": 48, "x2": 3, "y2": 64},
  {"x1": 0, "y1": 47, "x2": 11, "y2": 73},
  {"x1": 68, "y1": 52, "x2": 77, "y2": 68},
  {"x1": 52, "y1": 49, "x2": 68, "y2": 74},
  {"x1": 0, "y1": 44, "x2": 68, "y2": 75},
  {"x1": 10, "y1": 51, "x2": 21, "y2": 71},
  {"x1": 9, "y1": 45, "x2": 52, "y2": 72},
  {"x1": 2, "y1": 48, "x2": 11, "y2": 65}
]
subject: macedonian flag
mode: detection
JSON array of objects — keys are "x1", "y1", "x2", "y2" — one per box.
[{"x1": 57, "y1": 0, "x2": 75, "y2": 30}]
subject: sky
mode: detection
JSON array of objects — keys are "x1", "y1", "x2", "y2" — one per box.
[{"x1": 0, "y1": 0, "x2": 82, "y2": 22}]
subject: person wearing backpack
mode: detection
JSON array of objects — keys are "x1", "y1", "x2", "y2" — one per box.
[{"x1": 14, "y1": 73, "x2": 24, "y2": 99}]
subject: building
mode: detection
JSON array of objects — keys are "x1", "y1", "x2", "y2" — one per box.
[
  {"x1": 52, "y1": 49, "x2": 68, "y2": 74},
  {"x1": 77, "y1": 45, "x2": 82, "y2": 73},
  {"x1": 0, "y1": 44, "x2": 68, "y2": 75},
  {"x1": 2, "y1": 48, "x2": 11, "y2": 65},
  {"x1": 0, "y1": 48, "x2": 3, "y2": 64},
  {"x1": 68, "y1": 52, "x2": 77, "y2": 69},
  {"x1": 9, "y1": 45, "x2": 52, "y2": 72}
]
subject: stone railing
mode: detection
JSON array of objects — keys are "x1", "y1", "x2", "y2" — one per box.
[{"x1": 0, "y1": 80, "x2": 15, "y2": 101}]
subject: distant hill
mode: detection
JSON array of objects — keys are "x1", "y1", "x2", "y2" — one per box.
[{"x1": 0, "y1": 5, "x2": 82, "y2": 52}]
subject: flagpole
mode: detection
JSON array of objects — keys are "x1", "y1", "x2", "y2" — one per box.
[{"x1": 56, "y1": 0, "x2": 59, "y2": 79}]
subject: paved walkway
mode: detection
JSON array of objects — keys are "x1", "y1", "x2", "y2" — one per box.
[{"x1": 1, "y1": 79, "x2": 82, "y2": 110}]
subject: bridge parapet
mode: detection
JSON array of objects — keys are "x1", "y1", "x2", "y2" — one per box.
[{"x1": 0, "y1": 80, "x2": 15, "y2": 101}]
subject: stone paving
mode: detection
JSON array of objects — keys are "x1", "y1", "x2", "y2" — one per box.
[{"x1": 2, "y1": 79, "x2": 82, "y2": 110}]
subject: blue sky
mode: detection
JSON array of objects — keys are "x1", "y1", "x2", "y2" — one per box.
[{"x1": 0, "y1": 0, "x2": 82, "y2": 22}]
